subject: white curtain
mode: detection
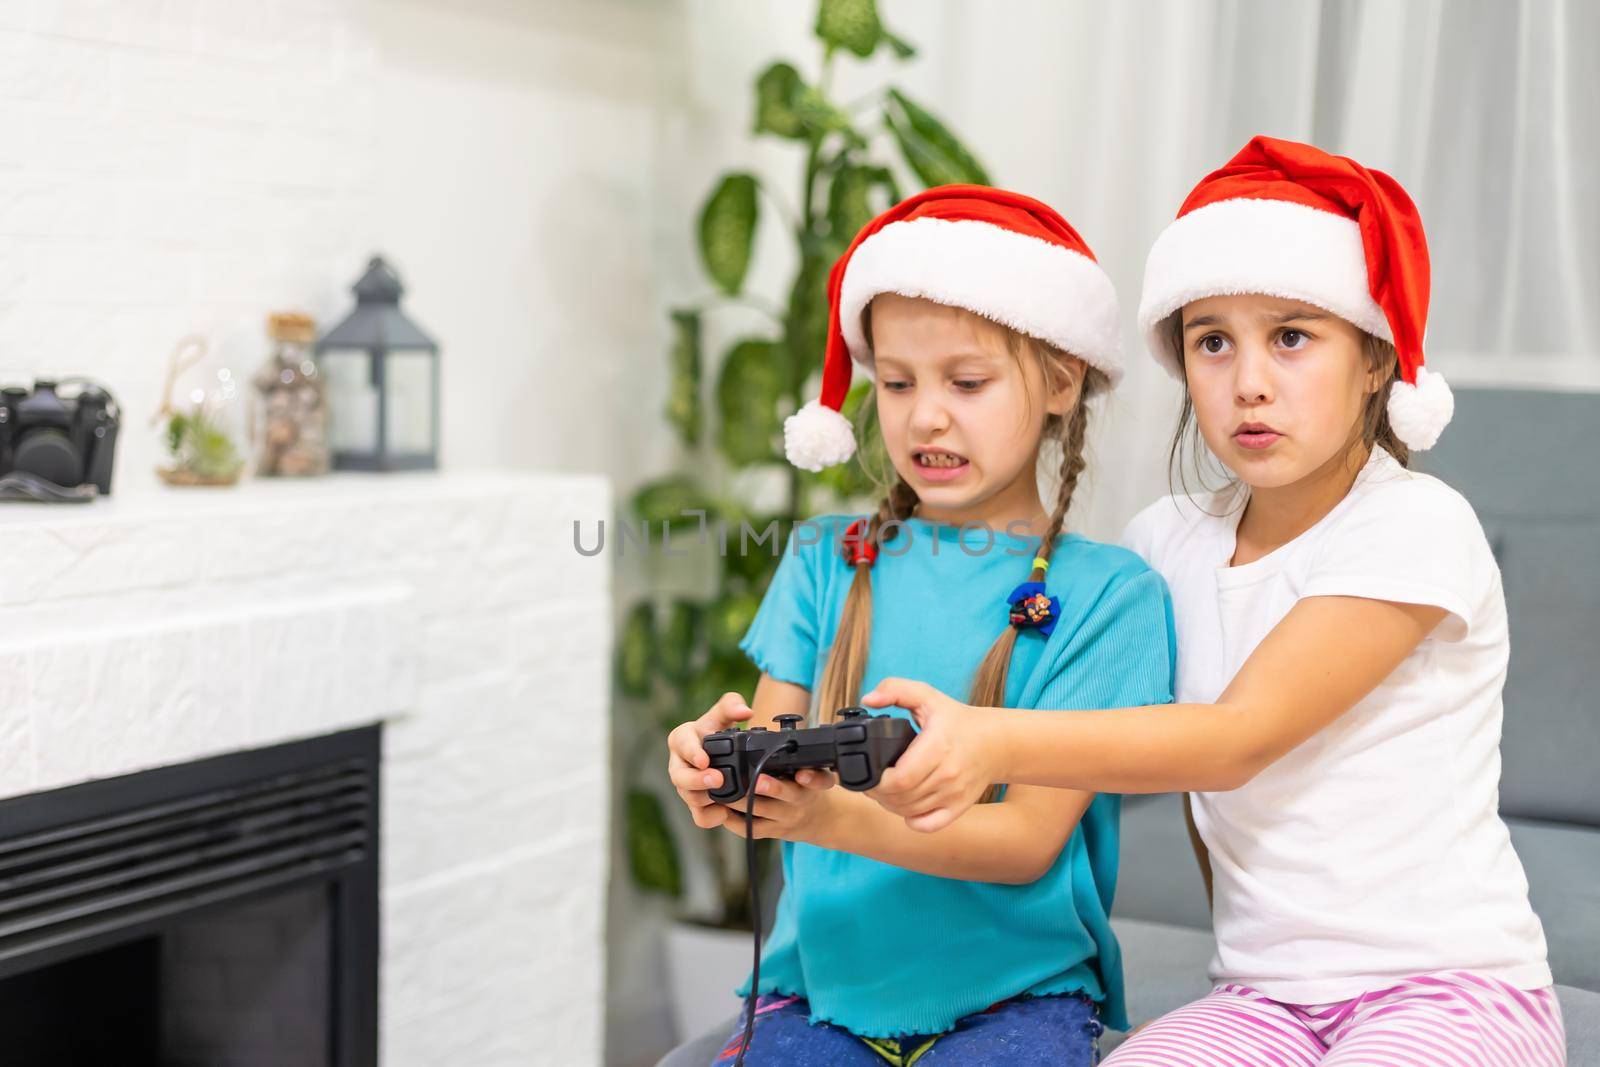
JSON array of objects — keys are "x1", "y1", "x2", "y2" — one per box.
[
  {"x1": 925, "y1": 0, "x2": 1600, "y2": 539},
  {"x1": 1322, "y1": 0, "x2": 1600, "y2": 375}
]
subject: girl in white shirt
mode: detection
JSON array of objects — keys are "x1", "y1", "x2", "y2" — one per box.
[{"x1": 858, "y1": 136, "x2": 1565, "y2": 1065}]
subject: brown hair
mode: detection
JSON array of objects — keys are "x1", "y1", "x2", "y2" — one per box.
[
  {"x1": 1163, "y1": 313, "x2": 1410, "y2": 502},
  {"x1": 815, "y1": 302, "x2": 1107, "y2": 803}
]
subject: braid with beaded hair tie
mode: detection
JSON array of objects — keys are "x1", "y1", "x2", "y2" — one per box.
[
  {"x1": 1006, "y1": 403, "x2": 1089, "y2": 639},
  {"x1": 961, "y1": 385, "x2": 1095, "y2": 805}
]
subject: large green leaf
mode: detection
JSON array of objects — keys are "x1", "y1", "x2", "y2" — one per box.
[
  {"x1": 665, "y1": 309, "x2": 702, "y2": 446},
  {"x1": 796, "y1": 86, "x2": 858, "y2": 144},
  {"x1": 717, "y1": 338, "x2": 788, "y2": 466},
  {"x1": 658, "y1": 598, "x2": 703, "y2": 683},
  {"x1": 815, "y1": 0, "x2": 882, "y2": 57},
  {"x1": 631, "y1": 475, "x2": 718, "y2": 531},
  {"x1": 753, "y1": 62, "x2": 806, "y2": 139},
  {"x1": 755, "y1": 61, "x2": 859, "y2": 145},
  {"x1": 617, "y1": 602, "x2": 656, "y2": 699},
  {"x1": 706, "y1": 591, "x2": 762, "y2": 658},
  {"x1": 754, "y1": 62, "x2": 807, "y2": 140},
  {"x1": 884, "y1": 88, "x2": 990, "y2": 187},
  {"x1": 827, "y1": 163, "x2": 898, "y2": 243},
  {"x1": 626, "y1": 789, "x2": 683, "y2": 897},
  {"x1": 699, "y1": 173, "x2": 760, "y2": 296}
]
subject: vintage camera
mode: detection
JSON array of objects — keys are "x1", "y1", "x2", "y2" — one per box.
[{"x1": 0, "y1": 379, "x2": 121, "y2": 495}]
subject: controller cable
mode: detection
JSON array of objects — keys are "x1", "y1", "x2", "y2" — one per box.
[{"x1": 733, "y1": 738, "x2": 796, "y2": 1067}]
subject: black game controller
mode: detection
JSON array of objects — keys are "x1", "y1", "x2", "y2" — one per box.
[{"x1": 703, "y1": 707, "x2": 915, "y2": 804}]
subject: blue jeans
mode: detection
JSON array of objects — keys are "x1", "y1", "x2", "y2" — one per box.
[{"x1": 713, "y1": 991, "x2": 1103, "y2": 1066}]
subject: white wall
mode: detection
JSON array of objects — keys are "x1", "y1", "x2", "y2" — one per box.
[
  {"x1": 1, "y1": 0, "x2": 373, "y2": 483},
  {"x1": 366, "y1": 0, "x2": 687, "y2": 484},
  {"x1": 0, "y1": 0, "x2": 686, "y2": 498}
]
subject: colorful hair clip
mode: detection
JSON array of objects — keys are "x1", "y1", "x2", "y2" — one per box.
[
  {"x1": 1006, "y1": 580, "x2": 1060, "y2": 637},
  {"x1": 842, "y1": 518, "x2": 879, "y2": 568}
]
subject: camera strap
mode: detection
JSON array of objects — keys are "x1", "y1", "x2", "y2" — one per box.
[{"x1": 0, "y1": 472, "x2": 99, "y2": 504}]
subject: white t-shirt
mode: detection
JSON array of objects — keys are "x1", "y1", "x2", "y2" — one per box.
[{"x1": 1122, "y1": 447, "x2": 1552, "y2": 1002}]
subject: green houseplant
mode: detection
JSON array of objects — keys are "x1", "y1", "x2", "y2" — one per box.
[{"x1": 619, "y1": 0, "x2": 992, "y2": 944}]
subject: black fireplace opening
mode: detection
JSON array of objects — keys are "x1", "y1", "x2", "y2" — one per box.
[{"x1": 0, "y1": 726, "x2": 380, "y2": 1067}]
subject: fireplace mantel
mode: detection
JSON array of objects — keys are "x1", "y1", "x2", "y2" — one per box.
[{"x1": 0, "y1": 469, "x2": 610, "y2": 1062}]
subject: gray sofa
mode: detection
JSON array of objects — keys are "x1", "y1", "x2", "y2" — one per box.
[{"x1": 658, "y1": 387, "x2": 1598, "y2": 1065}]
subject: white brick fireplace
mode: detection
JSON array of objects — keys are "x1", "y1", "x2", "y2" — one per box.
[{"x1": 0, "y1": 470, "x2": 610, "y2": 1064}]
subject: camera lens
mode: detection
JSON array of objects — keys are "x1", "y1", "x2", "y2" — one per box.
[{"x1": 15, "y1": 430, "x2": 80, "y2": 488}]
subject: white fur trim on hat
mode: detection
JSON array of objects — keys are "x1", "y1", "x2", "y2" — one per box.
[
  {"x1": 838, "y1": 217, "x2": 1124, "y2": 386},
  {"x1": 783, "y1": 400, "x2": 857, "y2": 471},
  {"x1": 1386, "y1": 365, "x2": 1454, "y2": 451},
  {"x1": 1138, "y1": 198, "x2": 1391, "y2": 377}
]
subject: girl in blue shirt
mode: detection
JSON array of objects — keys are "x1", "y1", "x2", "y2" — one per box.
[{"x1": 666, "y1": 186, "x2": 1175, "y2": 1066}]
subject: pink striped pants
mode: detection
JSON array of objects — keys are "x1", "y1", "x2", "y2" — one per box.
[{"x1": 1104, "y1": 971, "x2": 1566, "y2": 1066}]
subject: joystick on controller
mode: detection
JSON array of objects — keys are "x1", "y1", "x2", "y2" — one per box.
[{"x1": 703, "y1": 706, "x2": 915, "y2": 804}]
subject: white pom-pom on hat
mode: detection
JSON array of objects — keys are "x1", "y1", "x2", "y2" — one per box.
[
  {"x1": 783, "y1": 400, "x2": 857, "y2": 472},
  {"x1": 1386, "y1": 365, "x2": 1454, "y2": 452}
]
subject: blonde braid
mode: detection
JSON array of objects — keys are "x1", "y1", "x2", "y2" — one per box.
[{"x1": 815, "y1": 477, "x2": 917, "y2": 722}]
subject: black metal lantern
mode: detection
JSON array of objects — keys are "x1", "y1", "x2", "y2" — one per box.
[{"x1": 315, "y1": 255, "x2": 439, "y2": 471}]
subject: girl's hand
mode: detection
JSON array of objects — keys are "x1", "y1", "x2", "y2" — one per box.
[
  {"x1": 666, "y1": 692, "x2": 755, "y2": 830},
  {"x1": 861, "y1": 678, "x2": 1002, "y2": 833},
  {"x1": 720, "y1": 768, "x2": 839, "y2": 844}
]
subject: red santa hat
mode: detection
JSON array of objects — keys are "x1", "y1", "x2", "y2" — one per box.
[
  {"x1": 783, "y1": 184, "x2": 1123, "y2": 471},
  {"x1": 1137, "y1": 136, "x2": 1453, "y2": 451}
]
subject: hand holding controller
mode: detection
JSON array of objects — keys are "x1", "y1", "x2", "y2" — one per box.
[{"x1": 702, "y1": 707, "x2": 915, "y2": 805}]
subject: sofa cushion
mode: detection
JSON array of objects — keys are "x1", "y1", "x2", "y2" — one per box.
[
  {"x1": 1114, "y1": 793, "x2": 1213, "y2": 933},
  {"x1": 1419, "y1": 387, "x2": 1600, "y2": 826},
  {"x1": 1508, "y1": 816, "x2": 1600, "y2": 991},
  {"x1": 1108, "y1": 916, "x2": 1216, "y2": 1026},
  {"x1": 1564, "y1": 983, "x2": 1600, "y2": 1066}
]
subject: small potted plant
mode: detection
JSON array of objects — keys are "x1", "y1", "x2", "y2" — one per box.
[{"x1": 153, "y1": 336, "x2": 246, "y2": 487}]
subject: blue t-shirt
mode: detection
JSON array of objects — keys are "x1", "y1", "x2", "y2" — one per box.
[{"x1": 735, "y1": 515, "x2": 1176, "y2": 1037}]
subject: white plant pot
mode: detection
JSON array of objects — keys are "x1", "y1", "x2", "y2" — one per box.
[{"x1": 664, "y1": 920, "x2": 755, "y2": 1044}]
